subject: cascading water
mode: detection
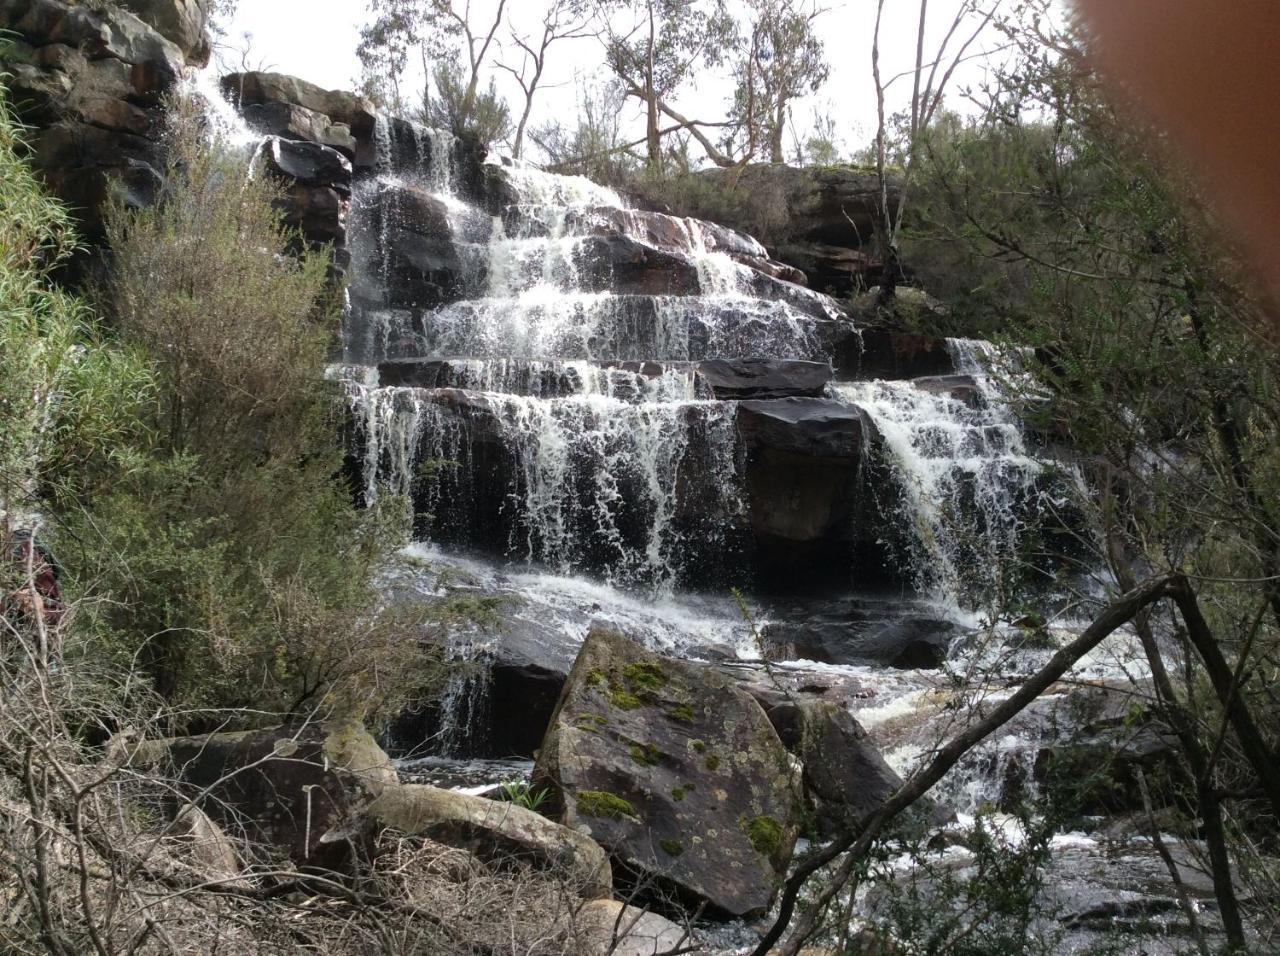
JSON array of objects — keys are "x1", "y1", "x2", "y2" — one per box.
[
  {"x1": 831, "y1": 339, "x2": 1062, "y2": 609},
  {"x1": 338, "y1": 111, "x2": 1097, "y2": 816}
]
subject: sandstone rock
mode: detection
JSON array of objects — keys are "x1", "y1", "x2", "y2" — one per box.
[
  {"x1": 331, "y1": 783, "x2": 612, "y2": 897},
  {"x1": 167, "y1": 803, "x2": 245, "y2": 887},
  {"x1": 687, "y1": 163, "x2": 901, "y2": 295},
  {"x1": 698, "y1": 357, "x2": 831, "y2": 400},
  {"x1": 221, "y1": 71, "x2": 377, "y2": 137},
  {"x1": 534, "y1": 626, "x2": 799, "y2": 919},
  {"x1": 276, "y1": 184, "x2": 345, "y2": 246},
  {"x1": 116, "y1": 0, "x2": 208, "y2": 63},
  {"x1": 1, "y1": 0, "x2": 185, "y2": 82},
  {"x1": 793, "y1": 701, "x2": 905, "y2": 834},
  {"x1": 911, "y1": 373, "x2": 982, "y2": 407},
  {"x1": 129, "y1": 719, "x2": 397, "y2": 865},
  {"x1": 242, "y1": 101, "x2": 357, "y2": 156},
  {"x1": 574, "y1": 900, "x2": 690, "y2": 956}
]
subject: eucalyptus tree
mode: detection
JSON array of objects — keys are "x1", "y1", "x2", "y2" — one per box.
[
  {"x1": 358, "y1": 0, "x2": 508, "y2": 139},
  {"x1": 497, "y1": 0, "x2": 597, "y2": 160},
  {"x1": 598, "y1": 0, "x2": 736, "y2": 171},
  {"x1": 727, "y1": 0, "x2": 829, "y2": 164}
]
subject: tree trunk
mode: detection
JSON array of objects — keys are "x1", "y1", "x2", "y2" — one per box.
[{"x1": 769, "y1": 100, "x2": 787, "y2": 164}]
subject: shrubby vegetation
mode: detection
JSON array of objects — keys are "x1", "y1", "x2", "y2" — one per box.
[{"x1": 2, "y1": 91, "x2": 442, "y2": 726}]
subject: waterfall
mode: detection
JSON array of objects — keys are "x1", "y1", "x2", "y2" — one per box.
[{"x1": 832, "y1": 338, "x2": 1064, "y2": 609}]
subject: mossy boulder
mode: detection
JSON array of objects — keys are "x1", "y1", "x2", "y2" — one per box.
[
  {"x1": 534, "y1": 626, "x2": 799, "y2": 920},
  {"x1": 329, "y1": 783, "x2": 612, "y2": 898},
  {"x1": 128, "y1": 719, "x2": 397, "y2": 867}
]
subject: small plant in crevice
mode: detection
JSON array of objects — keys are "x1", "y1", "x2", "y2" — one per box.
[{"x1": 499, "y1": 779, "x2": 550, "y2": 813}]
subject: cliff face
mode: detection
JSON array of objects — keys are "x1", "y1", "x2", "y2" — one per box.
[
  {"x1": 658, "y1": 162, "x2": 903, "y2": 298},
  {"x1": 0, "y1": 0, "x2": 209, "y2": 241}
]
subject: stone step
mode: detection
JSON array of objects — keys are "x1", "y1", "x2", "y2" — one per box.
[{"x1": 375, "y1": 356, "x2": 833, "y2": 401}]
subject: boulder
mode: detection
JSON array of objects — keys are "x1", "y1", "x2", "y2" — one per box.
[
  {"x1": 116, "y1": 0, "x2": 208, "y2": 63},
  {"x1": 697, "y1": 358, "x2": 831, "y2": 400},
  {"x1": 330, "y1": 783, "x2": 612, "y2": 898},
  {"x1": 757, "y1": 595, "x2": 957, "y2": 669},
  {"x1": 129, "y1": 719, "x2": 397, "y2": 865},
  {"x1": 792, "y1": 701, "x2": 905, "y2": 834},
  {"x1": 1034, "y1": 719, "x2": 1181, "y2": 815},
  {"x1": 262, "y1": 136, "x2": 352, "y2": 195},
  {"x1": 166, "y1": 804, "x2": 245, "y2": 887},
  {"x1": 574, "y1": 900, "x2": 690, "y2": 956},
  {"x1": 221, "y1": 71, "x2": 377, "y2": 137},
  {"x1": 534, "y1": 627, "x2": 799, "y2": 920},
  {"x1": 243, "y1": 102, "x2": 357, "y2": 157}
]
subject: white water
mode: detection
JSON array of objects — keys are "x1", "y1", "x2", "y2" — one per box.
[{"x1": 831, "y1": 338, "x2": 1068, "y2": 609}]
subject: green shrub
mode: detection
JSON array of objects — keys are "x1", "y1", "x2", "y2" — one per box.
[{"x1": 45, "y1": 100, "x2": 445, "y2": 723}]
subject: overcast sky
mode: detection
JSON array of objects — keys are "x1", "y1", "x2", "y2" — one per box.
[{"x1": 220, "y1": 1, "x2": 1018, "y2": 163}]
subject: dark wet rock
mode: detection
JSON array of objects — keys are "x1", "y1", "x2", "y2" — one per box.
[
  {"x1": 129, "y1": 719, "x2": 398, "y2": 867},
  {"x1": 579, "y1": 234, "x2": 701, "y2": 296},
  {"x1": 736, "y1": 398, "x2": 909, "y2": 588},
  {"x1": 221, "y1": 70, "x2": 376, "y2": 138},
  {"x1": 698, "y1": 358, "x2": 831, "y2": 400},
  {"x1": 534, "y1": 627, "x2": 798, "y2": 919},
  {"x1": 328, "y1": 783, "x2": 612, "y2": 897},
  {"x1": 795, "y1": 701, "x2": 905, "y2": 834},
  {"x1": 911, "y1": 374, "x2": 983, "y2": 407},
  {"x1": 758, "y1": 595, "x2": 957, "y2": 668},
  {"x1": 854, "y1": 329, "x2": 955, "y2": 380},
  {"x1": 276, "y1": 184, "x2": 345, "y2": 246},
  {"x1": 354, "y1": 181, "x2": 464, "y2": 311},
  {"x1": 262, "y1": 136, "x2": 352, "y2": 194}
]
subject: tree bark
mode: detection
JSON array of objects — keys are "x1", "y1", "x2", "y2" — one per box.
[{"x1": 1169, "y1": 577, "x2": 1280, "y2": 820}]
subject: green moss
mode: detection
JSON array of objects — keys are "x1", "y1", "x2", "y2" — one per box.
[
  {"x1": 690, "y1": 739, "x2": 707, "y2": 753},
  {"x1": 608, "y1": 687, "x2": 644, "y2": 710},
  {"x1": 585, "y1": 669, "x2": 605, "y2": 687},
  {"x1": 704, "y1": 754, "x2": 721, "y2": 772},
  {"x1": 629, "y1": 741, "x2": 662, "y2": 766},
  {"x1": 659, "y1": 839, "x2": 685, "y2": 857},
  {"x1": 621, "y1": 660, "x2": 668, "y2": 693},
  {"x1": 576, "y1": 790, "x2": 640, "y2": 822},
  {"x1": 574, "y1": 712, "x2": 609, "y2": 730},
  {"x1": 666, "y1": 702, "x2": 695, "y2": 723},
  {"x1": 671, "y1": 783, "x2": 696, "y2": 801},
  {"x1": 741, "y1": 815, "x2": 783, "y2": 857}
]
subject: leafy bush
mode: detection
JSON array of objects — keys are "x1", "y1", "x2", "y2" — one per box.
[
  {"x1": 37, "y1": 100, "x2": 448, "y2": 723},
  {"x1": 0, "y1": 86, "x2": 152, "y2": 528}
]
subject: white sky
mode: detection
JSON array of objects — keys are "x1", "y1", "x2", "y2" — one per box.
[{"x1": 221, "y1": 1, "x2": 1021, "y2": 164}]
